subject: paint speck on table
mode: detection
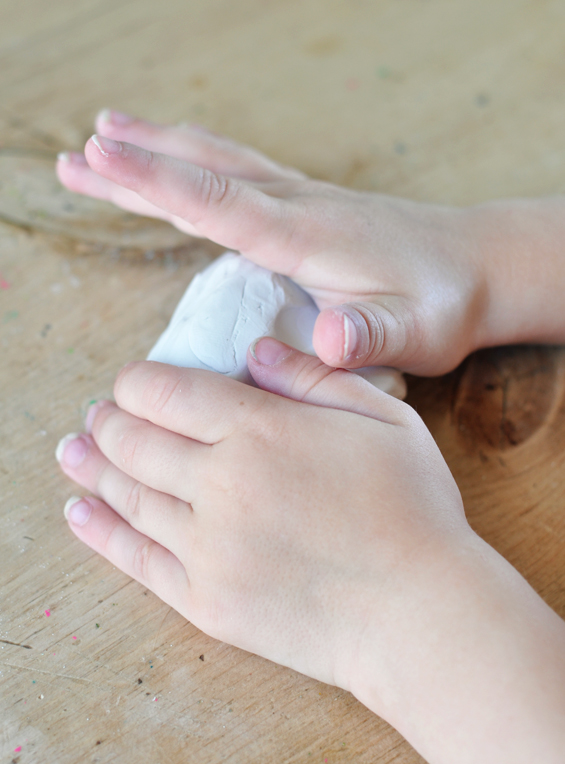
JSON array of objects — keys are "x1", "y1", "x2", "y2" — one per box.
[
  {"x1": 14, "y1": 745, "x2": 22, "y2": 753},
  {"x1": 0, "y1": 274, "x2": 11, "y2": 289},
  {"x1": 3, "y1": 310, "x2": 18, "y2": 322},
  {"x1": 72, "y1": 636, "x2": 77, "y2": 640},
  {"x1": 44, "y1": 609, "x2": 51, "y2": 617}
]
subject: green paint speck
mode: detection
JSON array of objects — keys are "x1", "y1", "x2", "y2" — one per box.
[
  {"x1": 95, "y1": 623, "x2": 100, "y2": 629},
  {"x1": 3, "y1": 310, "x2": 18, "y2": 322},
  {"x1": 67, "y1": 347, "x2": 74, "y2": 354},
  {"x1": 377, "y1": 65, "x2": 391, "y2": 78}
]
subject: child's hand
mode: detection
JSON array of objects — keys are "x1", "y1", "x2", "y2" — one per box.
[
  {"x1": 56, "y1": 111, "x2": 499, "y2": 376},
  {"x1": 56, "y1": 342, "x2": 565, "y2": 762},
  {"x1": 56, "y1": 342, "x2": 467, "y2": 688}
]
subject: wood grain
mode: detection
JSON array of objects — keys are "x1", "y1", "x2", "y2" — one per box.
[{"x1": 1, "y1": 1, "x2": 565, "y2": 762}]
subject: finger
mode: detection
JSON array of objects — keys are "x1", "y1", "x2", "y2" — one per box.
[
  {"x1": 56, "y1": 432, "x2": 192, "y2": 559},
  {"x1": 113, "y1": 362, "x2": 268, "y2": 443},
  {"x1": 313, "y1": 298, "x2": 424, "y2": 373},
  {"x1": 84, "y1": 135, "x2": 303, "y2": 263},
  {"x1": 95, "y1": 109, "x2": 305, "y2": 182},
  {"x1": 64, "y1": 495, "x2": 191, "y2": 617},
  {"x1": 86, "y1": 401, "x2": 209, "y2": 504},
  {"x1": 56, "y1": 152, "x2": 202, "y2": 236},
  {"x1": 247, "y1": 338, "x2": 407, "y2": 425}
]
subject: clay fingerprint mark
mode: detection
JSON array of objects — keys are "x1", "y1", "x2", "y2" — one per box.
[{"x1": 453, "y1": 346, "x2": 559, "y2": 450}]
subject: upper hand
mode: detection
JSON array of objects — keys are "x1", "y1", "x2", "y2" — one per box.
[{"x1": 57, "y1": 110, "x2": 488, "y2": 375}]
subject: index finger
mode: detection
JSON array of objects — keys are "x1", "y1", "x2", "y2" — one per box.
[{"x1": 114, "y1": 361, "x2": 271, "y2": 444}]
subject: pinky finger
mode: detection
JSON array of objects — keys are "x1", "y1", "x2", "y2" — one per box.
[{"x1": 64, "y1": 496, "x2": 191, "y2": 618}]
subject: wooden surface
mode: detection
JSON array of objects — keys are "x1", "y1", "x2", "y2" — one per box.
[{"x1": 2, "y1": 1, "x2": 565, "y2": 761}]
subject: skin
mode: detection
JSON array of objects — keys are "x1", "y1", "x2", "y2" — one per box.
[
  {"x1": 56, "y1": 111, "x2": 565, "y2": 376},
  {"x1": 55, "y1": 111, "x2": 565, "y2": 761},
  {"x1": 56, "y1": 342, "x2": 565, "y2": 764}
]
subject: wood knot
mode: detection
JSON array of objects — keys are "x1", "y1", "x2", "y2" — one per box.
[{"x1": 452, "y1": 346, "x2": 559, "y2": 450}]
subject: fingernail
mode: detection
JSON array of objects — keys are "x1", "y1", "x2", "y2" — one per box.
[
  {"x1": 57, "y1": 151, "x2": 88, "y2": 165},
  {"x1": 85, "y1": 400, "x2": 110, "y2": 434},
  {"x1": 91, "y1": 134, "x2": 122, "y2": 157},
  {"x1": 251, "y1": 337, "x2": 293, "y2": 366},
  {"x1": 64, "y1": 496, "x2": 92, "y2": 526},
  {"x1": 342, "y1": 311, "x2": 358, "y2": 361},
  {"x1": 55, "y1": 433, "x2": 89, "y2": 468},
  {"x1": 98, "y1": 108, "x2": 134, "y2": 126}
]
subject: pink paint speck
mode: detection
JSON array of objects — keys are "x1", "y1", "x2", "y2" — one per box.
[
  {"x1": 153, "y1": 696, "x2": 158, "y2": 701},
  {"x1": 72, "y1": 636, "x2": 77, "y2": 640},
  {"x1": 14, "y1": 746, "x2": 22, "y2": 753},
  {"x1": 44, "y1": 610, "x2": 51, "y2": 617},
  {"x1": 0, "y1": 275, "x2": 10, "y2": 290}
]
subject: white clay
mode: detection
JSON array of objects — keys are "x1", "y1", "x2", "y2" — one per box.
[{"x1": 148, "y1": 252, "x2": 406, "y2": 399}]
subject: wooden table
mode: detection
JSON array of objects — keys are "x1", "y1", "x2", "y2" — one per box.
[{"x1": 2, "y1": 1, "x2": 565, "y2": 761}]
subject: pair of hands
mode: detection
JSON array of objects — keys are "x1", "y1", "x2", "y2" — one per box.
[
  {"x1": 56, "y1": 112, "x2": 565, "y2": 762},
  {"x1": 56, "y1": 108, "x2": 472, "y2": 715}
]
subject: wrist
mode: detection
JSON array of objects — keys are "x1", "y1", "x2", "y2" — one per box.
[
  {"x1": 348, "y1": 530, "x2": 565, "y2": 763},
  {"x1": 464, "y1": 197, "x2": 565, "y2": 350}
]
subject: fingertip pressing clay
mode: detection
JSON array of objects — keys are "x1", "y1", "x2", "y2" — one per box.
[{"x1": 147, "y1": 251, "x2": 406, "y2": 399}]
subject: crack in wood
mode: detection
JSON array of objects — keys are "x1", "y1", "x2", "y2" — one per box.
[{"x1": 0, "y1": 640, "x2": 32, "y2": 649}]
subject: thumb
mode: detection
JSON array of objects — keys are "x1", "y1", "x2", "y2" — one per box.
[
  {"x1": 247, "y1": 337, "x2": 407, "y2": 424},
  {"x1": 312, "y1": 297, "x2": 422, "y2": 373}
]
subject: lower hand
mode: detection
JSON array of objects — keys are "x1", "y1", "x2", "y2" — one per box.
[
  {"x1": 56, "y1": 339, "x2": 466, "y2": 693},
  {"x1": 56, "y1": 340, "x2": 565, "y2": 762}
]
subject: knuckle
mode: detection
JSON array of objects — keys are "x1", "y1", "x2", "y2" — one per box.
[
  {"x1": 117, "y1": 424, "x2": 145, "y2": 475},
  {"x1": 122, "y1": 479, "x2": 145, "y2": 525},
  {"x1": 195, "y1": 168, "x2": 231, "y2": 216},
  {"x1": 125, "y1": 147, "x2": 153, "y2": 193},
  {"x1": 131, "y1": 538, "x2": 155, "y2": 583},
  {"x1": 360, "y1": 301, "x2": 425, "y2": 369},
  {"x1": 141, "y1": 367, "x2": 183, "y2": 415},
  {"x1": 288, "y1": 357, "x2": 336, "y2": 401},
  {"x1": 363, "y1": 306, "x2": 387, "y2": 360}
]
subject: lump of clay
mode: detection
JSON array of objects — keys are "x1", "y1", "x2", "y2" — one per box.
[{"x1": 147, "y1": 252, "x2": 406, "y2": 399}]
